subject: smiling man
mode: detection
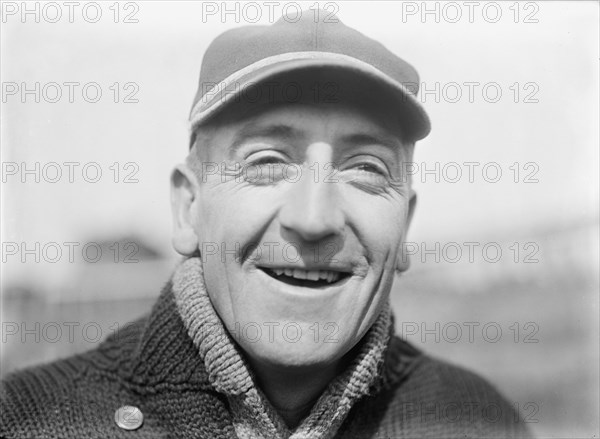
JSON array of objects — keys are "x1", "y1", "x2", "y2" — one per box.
[
  {"x1": 171, "y1": 70, "x2": 417, "y2": 432},
  {"x1": 1, "y1": 11, "x2": 531, "y2": 439}
]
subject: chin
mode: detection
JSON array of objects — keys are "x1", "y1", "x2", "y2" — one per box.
[{"x1": 242, "y1": 338, "x2": 350, "y2": 369}]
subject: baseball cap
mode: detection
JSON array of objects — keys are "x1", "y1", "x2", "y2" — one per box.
[{"x1": 189, "y1": 10, "x2": 431, "y2": 144}]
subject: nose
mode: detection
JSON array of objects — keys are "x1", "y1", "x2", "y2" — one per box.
[{"x1": 279, "y1": 143, "x2": 345, "y2": 242}]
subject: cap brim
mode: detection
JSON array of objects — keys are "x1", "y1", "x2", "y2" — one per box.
[{"x1": 189, "y1": 52, "x2": 431, "y2": 142}]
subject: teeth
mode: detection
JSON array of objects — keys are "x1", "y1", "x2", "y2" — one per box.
[
  {"x1": 268, "y1": 268, "x2": 344, "y2": 284},
  {"x1": 306, "y1": 270, "x2": 320, "y2": 281},
  {"x1": 292, "y1": 269, "x2": 307, "y2": 279}
]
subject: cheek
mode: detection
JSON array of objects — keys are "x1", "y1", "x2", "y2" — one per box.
[
  {"x1": 346, "y1": 194, "x2": 409, "y2": 263},
  {"x1": 196, "y1": 185, "x2": 285, "y2": 296},
  {"x1": 197, "y1": 184, "x2": 277, "y2": 240}
]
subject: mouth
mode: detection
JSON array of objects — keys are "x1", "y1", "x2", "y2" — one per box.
[{"x1": 258, "y1": 267, "x2": 352, "y2": 288}]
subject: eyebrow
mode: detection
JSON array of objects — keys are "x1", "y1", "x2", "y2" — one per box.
[
  {"x1": 229, "y1": 124, "x2": 304, "y2": 153},
  {"x1": 340, "y1": 133, "x2": 402, "y2": 151},
  {"x1": 227, "y1": 124, "x2": 402, "y2": 156}
]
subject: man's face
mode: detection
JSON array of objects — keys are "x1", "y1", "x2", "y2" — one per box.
[{"x1": 175, "y1": 97, "x2": 414, "y2": 369}]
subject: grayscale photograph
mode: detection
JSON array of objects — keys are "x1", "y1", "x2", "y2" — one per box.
[{"x1": 1, "y1": 1, "x2": 598, "y2": 438}]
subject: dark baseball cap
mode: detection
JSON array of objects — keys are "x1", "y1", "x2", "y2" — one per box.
[{"x1": 189, "y1": 10, "x2": 431, "y2": 144}]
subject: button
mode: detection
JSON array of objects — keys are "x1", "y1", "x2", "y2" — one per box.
[{"x1": 115, "y1": 405, "x2": 144, "y2": 431}]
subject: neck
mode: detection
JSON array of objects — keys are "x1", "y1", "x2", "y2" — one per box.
[{"x1": 247, "y1": 357, "x2": 344, "y2": 429}]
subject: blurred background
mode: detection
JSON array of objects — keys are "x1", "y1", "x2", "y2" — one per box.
[{"x1": 1, "y1": 2, "x2": 598, "y2": 437}]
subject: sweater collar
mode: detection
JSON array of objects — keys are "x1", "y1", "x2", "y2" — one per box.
[{"x1": 171, "y1": 256, "x2": 394, "y2": 438}]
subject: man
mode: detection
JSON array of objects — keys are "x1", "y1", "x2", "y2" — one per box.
[{"x1": 1, "y1": 11, "x2": 531, "y2": 438}]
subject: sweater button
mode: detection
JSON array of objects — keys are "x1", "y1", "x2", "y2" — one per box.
[{"x1": 115, "y1": 405, "x2": 144, "y2": 431}]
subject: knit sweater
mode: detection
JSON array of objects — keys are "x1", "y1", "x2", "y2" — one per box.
[{"x1": 1, "y1": 257, "x2": 532, "y2": 438}]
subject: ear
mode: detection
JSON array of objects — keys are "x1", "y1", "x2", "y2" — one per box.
[
  {"x1": 396, "y1": 189, "x2": 417, "y2": 273},
  {"x1": 170, "y1": 164, "x2": 200, "y2": 256}
]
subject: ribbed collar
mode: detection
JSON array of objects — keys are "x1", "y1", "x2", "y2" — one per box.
[{"x1": 171, "y1": 256, "x2": 394, "y2": 439}]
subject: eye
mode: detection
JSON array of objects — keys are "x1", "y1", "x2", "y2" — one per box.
[
  {"x1": 241, "y1": 150, "x2": 291, "y2": 185},
  {"x1": 250, "y1": 155, "x2": 286, "y2": 166},
  {"x1": 338, "y1": 155, "x2": 394, "y2": 192},
  {"x1": 344, "y1": 155, "x2": 389, "y2": 177},
  {"x1": 245, "y1": 149, "x2": 289, "y2": 166},
  {"x1": 352, "y1": 162, "x2": 386, "y2": 175}
]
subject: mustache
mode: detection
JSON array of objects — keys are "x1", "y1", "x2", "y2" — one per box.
[
  {"x1": 198, "y1": 239, "x2": 369, "y2": 270},
  {"x1": 242, "y1": 240, "x2": 343, "y2": 265},
  {"x1": 198, "y1": 237, "x2": 371, "y2": 276}
]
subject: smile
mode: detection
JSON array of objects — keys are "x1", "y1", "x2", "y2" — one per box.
[{"x1": 259, "y1": 267, "x2": 352, "y2": 288}]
